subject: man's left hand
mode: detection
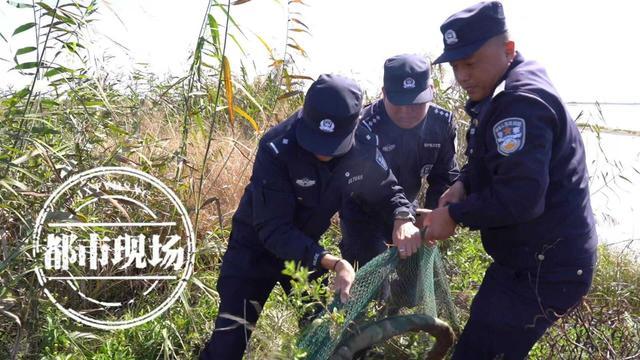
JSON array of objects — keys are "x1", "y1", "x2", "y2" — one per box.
[{"x1": 424, "y1": 206, "x2": 457, "y2": 241}]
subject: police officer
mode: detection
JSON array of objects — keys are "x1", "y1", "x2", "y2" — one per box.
[
  {"x1": 423, "y1": 2, "x2": 599, "y2": 359},
  {"x1": 199, "y1": 74, "x2": 421, "y2": 360},
  {"x1": 340, "y1": 54, "x2": 459, "y2": 266}
]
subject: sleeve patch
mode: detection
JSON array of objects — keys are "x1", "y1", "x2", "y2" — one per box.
[{"x1": 493, "y1": 117, "x2": 526, "y2": 156}]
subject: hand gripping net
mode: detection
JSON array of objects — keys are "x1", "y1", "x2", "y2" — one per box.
[{"x1": 297, "y1": 246, "x2": 458, "y2": 359}]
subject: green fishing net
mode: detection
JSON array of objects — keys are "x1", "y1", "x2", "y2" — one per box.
[{"x1": 297, "y1": 245, "x2": 458, "y2": 359}]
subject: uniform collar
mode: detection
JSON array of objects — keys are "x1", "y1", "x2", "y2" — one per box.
[
  {"x1": 493, "y1": 51, "x2": 524, "y2": 98},
  {"x1": 465, "y1": 98, "x2": 490, "y2": 118},
  {"x1": 492, "y1": 80, "x2": 506, "y2": 98},
  {"x1": 292, "y1": 116, "x2": 325, "y2": 164}
]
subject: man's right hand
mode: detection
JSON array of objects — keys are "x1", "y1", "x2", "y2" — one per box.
[
  {"x1": 320, "y1": 254, "x2": 355, "y2": 303},
  {"x1": 438, "y1": 180, "x2": 466, "y2": 207},
  {"x1": 392, "y1": 219, "x2": 422, "y2": 259},
  {"x1": 333, "y1": 260, "x2": 355, "y2": 304}
]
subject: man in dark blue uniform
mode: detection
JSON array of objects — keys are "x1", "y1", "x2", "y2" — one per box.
[
  {"x1": 199, "y1": 74, "x2": 422, "y2": 360},
  {"x1": 340, "y1": 54, "x2": 459, "y2": 265},
  {"x1": 424, "y1": 2, "x2": 599, "y2": 359}
]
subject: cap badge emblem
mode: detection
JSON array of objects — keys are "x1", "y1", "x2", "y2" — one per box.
[
  {"x1": 445, "y1": 29, "x2": 458, "y2": 45},
  {"x1": 403, "y1": 77, "x2": 416, "y2": 89},
  {"x1": 319, "y1": 119, "x2": 335, "y2": 133}
]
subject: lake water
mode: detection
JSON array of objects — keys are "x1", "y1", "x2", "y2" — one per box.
[{"x1": 570, "y1": 104, "x2": 640, "y2": 257}]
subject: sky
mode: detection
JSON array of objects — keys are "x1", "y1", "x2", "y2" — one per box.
[{"x1": 1, "y1": 0, "x2": 640, "y2": 105}]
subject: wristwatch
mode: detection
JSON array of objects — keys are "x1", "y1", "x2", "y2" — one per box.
[{"x1": 394, "y1": 210, "x2": 415, "y2": 223}]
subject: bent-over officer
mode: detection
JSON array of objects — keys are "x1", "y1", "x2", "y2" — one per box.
[{"x1": 199, "y1": 74, "x2": 422, "y2": 360}]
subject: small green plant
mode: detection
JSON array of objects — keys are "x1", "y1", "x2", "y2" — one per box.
[{"x1": 246, "y1": 260, "x2": 334, "y2": 360}]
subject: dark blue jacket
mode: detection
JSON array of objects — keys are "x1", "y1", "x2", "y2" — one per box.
[
  {"x1": 448, "y1": 52, "x2": 597, "y2": 269},
  {"x1": 225, "y1": 110, "x2": 413, "y2": 277},
  {"x1": 360, "y1": 100, "x2": 459, "y2": 207},
  {"x1": 339, "y1": 100, "x2": 459, "y2": 263}
]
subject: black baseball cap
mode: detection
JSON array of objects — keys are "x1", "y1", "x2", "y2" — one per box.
[
  {"x1": 383, "y1": 54, "x2": 433, "y2": 105},
  {"x1": 296, "y1": 74, "x2": 363, "y2": 157},
  {"x1": 433, "y1": 1, "x2": 508, "y2": 64}
]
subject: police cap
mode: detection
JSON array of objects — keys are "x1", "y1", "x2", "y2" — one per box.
[
  {"x1": 296, "y1": 74, "x2": 363, "y2": 157},
  {"x1": 383, "y1": 54, "x2": 433, "y2": 106},
  {"x1": 433, "y1": 1, "x2": 507, "y2": 64}
]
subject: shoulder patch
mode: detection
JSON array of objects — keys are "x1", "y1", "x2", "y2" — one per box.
[
  {"x1": 493, "y1": 117, "x2": 526, "y2": 156},
  {"x1": 359, "y1": 101, "x2": 383, "y2": 131},
  {"x1": 361, "y1": 120, "x2": 373, "y2": 132},
  {"x1": 375, "y1": 148, "x2": 388, "y2": 171},
  {"x1": 429, "y1": 105, "x2": 451, "y2": 119},
  {"x1": 268, "y1": 142, "x2": 279, "y2": 155},
  {"x1": 355, "y1": 124, "x2": 377, "y2": 146}
]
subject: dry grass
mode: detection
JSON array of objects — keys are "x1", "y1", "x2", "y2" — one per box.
[{"x1": 135, "y1": 109, "x2": 260, "y2": 233}]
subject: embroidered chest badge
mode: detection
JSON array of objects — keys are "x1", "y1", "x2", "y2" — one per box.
[
  {"x1": 420, "y1": 164, "x2": 434, "y2": 177},
  {"x1": 382, "y1": 143, "x2": 396, "y2": 152},
  {"x1": 493, "y1": 117, "x2": 526, "y2": 156},
  {"x1": 295, "y1": 177, "x2": 316, "y2": 187}
]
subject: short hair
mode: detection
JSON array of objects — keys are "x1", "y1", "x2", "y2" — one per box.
[{"x1": 496, "y1": 31, "x2": 511, "y2": 42}]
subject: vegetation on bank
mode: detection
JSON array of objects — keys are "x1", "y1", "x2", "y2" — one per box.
[{"x1": 1, "y1": 1, "x2": 638, "y2": 359}]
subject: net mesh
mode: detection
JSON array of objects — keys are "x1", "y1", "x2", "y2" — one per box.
[{"x1": 297, "y1": 245, "x2": 457, "y2": 359}]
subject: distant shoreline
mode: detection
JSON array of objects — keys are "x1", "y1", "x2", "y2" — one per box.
[{"x1": 577, "y1": 123, "x2": 640, "y2": 137}]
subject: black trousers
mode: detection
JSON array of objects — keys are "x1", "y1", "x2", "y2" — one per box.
[
  {"x1": 199, "y1": 246, "x2": 324, "y2": 360},
  {"x1": 451, "y1": 259, "x2": 594, "y2": 360}
]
